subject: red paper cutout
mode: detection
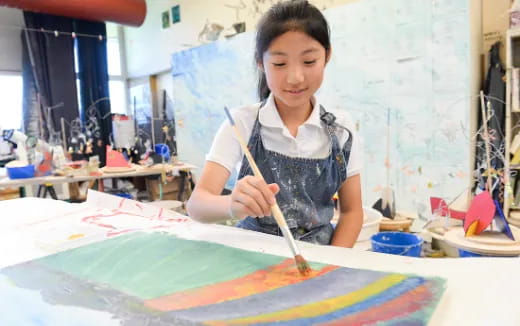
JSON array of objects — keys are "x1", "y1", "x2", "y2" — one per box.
[
  {"x1": 106, "y1": 146, "x2": 130, "y2": 168},
  {"x1": 430, "y1": 197, "x2": 465, "y2": 220},
  {"x1": 463, "y1": 191, "x2": 495, "y2": 236}
]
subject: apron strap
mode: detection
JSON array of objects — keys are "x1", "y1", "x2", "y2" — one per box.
[{"x1": 319, "y1": 105, "x2": 353, "y2": 178}]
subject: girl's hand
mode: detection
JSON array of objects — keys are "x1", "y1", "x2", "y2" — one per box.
[{"x1": 230, "y1": 175, "x2": 279, "y2": 219}]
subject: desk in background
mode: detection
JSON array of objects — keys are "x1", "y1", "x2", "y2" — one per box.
[{"x1": 0, "y1": 163, "x2": 197, "y2": 200}]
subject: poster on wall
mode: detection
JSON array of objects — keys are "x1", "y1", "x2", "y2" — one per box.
[{"x1": 162, "y1": 10, "x2": 170, "y2": 29}]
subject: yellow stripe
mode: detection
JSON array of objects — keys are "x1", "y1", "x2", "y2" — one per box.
[{"x1": 206, "y1": 274, "x2": 406, "y2": 326}]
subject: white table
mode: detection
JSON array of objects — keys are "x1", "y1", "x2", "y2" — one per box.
[{"x1": 0, "y1": 197, "x2": 518, "y2": 326}]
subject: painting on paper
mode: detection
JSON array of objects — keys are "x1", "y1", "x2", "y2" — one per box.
[{"x1": 0, "y1": 232, "x2": 445, "y2": 325}]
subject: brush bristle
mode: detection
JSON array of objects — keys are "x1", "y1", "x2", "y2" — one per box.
[{"x1": 295, "y1": 254, "x2": 312, "y2": 276}]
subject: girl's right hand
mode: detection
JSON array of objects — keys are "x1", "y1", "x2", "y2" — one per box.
[{"x1": 230, "y1": 175, "x2": 280, "y2": 219}]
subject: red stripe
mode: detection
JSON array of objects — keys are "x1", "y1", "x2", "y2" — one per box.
[
  {"x1": 145, "y1": 260, "x2": 338, "y2": 311},
  {"x1": 320, "y1": 282, "x2": 434, "y2": 326}
]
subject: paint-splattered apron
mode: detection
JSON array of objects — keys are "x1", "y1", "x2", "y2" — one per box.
[{"x1": 236, "y1": 105, "x2": 352, "y2": 245}]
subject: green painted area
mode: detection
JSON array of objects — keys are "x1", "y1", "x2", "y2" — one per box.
[{"x1": 37, "y1": 232, "x2": 296, "y2": 300}]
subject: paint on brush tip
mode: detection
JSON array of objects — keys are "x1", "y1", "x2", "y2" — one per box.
[
  {"x1": 295, "y1": 254, "x2": 312, "y2": 276},
  {"x1": 224, "y1": 106, "x2": 235, "y2": 126}
]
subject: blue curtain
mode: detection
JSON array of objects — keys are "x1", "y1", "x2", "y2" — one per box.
[
  {"x1": 74, "y1": 20, "x2": 111, "y2": 166},
  {"x1": 21, "y1": 32, "x2": 41, "y2": 137},
  {"x1": 22, "y1": 12, "x2": 79, "y2": 142}
]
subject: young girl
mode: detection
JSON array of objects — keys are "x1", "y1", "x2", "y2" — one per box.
[{"x1": 187, "y1": 0, "x2": 363, "y2": 247}]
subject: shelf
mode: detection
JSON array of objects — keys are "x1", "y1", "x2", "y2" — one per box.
[{"x1": 509, "y1": 28, "x2": 520, "y2": 38}]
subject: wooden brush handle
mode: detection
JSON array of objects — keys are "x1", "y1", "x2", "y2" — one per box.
[
  {"x1": 270, "y1": 201, "x2": 289, "y2": 229},
  {"x1": 231, "y1": 125, "x2": 288, "y2": 229},
  {"x1": 226, "y1": 112, "x2": 305, "y2": 264}
]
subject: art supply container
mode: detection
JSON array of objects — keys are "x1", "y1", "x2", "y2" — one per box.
[
  {"x1": 114, "y1": 193, "x2": 133, "y2": 199},
  {"x1": 457, "y1": 249, "x2": 518, "y2": 258},
  {"x1": 458, "y1": 249, "x2": 483, "y2": 257},
  {"x1": 371, "y1": 232, "x2": 423, "y2": 257},
  {"x1": 155, "y1": 143, "x2": 170, "y2": 162},
  {"x1": 7, "y1": 164, "x2": 36, "y2": 179}
]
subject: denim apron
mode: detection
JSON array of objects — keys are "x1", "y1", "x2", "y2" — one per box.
[{"x1": 236, "y1": 105, "x2": 353, "y2": 245}]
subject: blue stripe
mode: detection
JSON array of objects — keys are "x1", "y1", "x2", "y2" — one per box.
[
  {"x1": 170, "y1": 267, "x2": 387, "y2": 321},
  {"x1": 250, "y1": 276, "x2": 427, "y2": 326}
]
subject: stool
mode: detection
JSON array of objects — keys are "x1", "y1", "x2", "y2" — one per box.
[{"x1": 37, "y1": 183, "x2": 58, "y2": 200}]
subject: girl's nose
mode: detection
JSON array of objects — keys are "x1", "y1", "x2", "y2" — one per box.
[{"x1": 286, "y1": 65, "x2": 304, "y2": 85}]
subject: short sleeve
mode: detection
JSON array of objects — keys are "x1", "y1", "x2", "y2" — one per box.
[
  {"x1": 205, "y1": 105, "x2": 260, "y2": 174},
  {"x1": 206, "y1": 119, "x2": 243, "y2": 174},
  {"x1": 344, "y1": 128, "x2": 363, "y2": 178},
  {"x1": 331, "y1": 109, "x2": 363, "y2": 178}
]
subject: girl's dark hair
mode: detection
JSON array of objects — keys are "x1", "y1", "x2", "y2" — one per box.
[{"x1": 255, "y1": 0, "x2": 331, "y2": 101}]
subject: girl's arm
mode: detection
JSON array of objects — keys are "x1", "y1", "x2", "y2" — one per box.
[
  {"x1": 186, "y1": 161, "x2": 278, "y2": 223},
  {"x1": 331, "y1": 174, "x2": 363, "y2": 248},
  {"x1": 186, "y1": 161, "x2": 233, "y2": 223}
]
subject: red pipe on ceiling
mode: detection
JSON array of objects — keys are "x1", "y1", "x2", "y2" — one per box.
[{"x1": 0, "y1": 0, "x2": 147, "y2": 27}]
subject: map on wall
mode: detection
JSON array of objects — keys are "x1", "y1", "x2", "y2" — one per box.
[{"x1": 171, "y1": 0, "x2": 471, "y2": 215}]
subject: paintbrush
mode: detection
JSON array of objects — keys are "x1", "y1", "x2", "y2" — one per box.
[{"x1": 224, "y1": 107, "x2": 311, "y2": 276}]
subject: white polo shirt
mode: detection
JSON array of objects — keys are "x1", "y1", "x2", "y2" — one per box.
[{"x1": 207, "y1": 93, "x2": 362, "y2": 179}]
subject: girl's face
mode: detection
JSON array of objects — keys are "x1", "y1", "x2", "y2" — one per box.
[{"x1": 261, "y1": 30, "x2": 329, "y2": 111}]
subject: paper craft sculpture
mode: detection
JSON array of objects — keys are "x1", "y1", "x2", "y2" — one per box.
[
  {"x1": 106, "y1": 145, "x2": 131, "y2": 168},
  {"x1": 430, "y1": 197, "x2": 466, "y2": 220},
  {"x1": 464, "y1": 191, "x2": 496, "y2": 236}
]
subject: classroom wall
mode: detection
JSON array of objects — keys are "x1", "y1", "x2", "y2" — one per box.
[
  {"x1": 125, "y1": 0, "x2": 485, "y2": 178},
  {"x1": 0, "y1": 7, "x2": 24, "y2": 72},
  {"x1": 123, "y1": 0, "x2": 360, "y2": 78}
]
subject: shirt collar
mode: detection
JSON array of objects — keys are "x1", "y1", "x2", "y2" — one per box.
[{"x1": 258, "y1": 93, "x2": 322, "y2": 129}]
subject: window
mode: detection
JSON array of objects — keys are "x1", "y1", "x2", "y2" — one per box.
[
  {"x1": 74, "y1": 23, "x2": 128, "y2": 116},
  {"x1": 109, "y1": 80, "x2": 126, "y2": 114},
  {"x1": 0, "y1": 74, "x2": 23, "y2": 130},
  {"x1": 107, "y1": 37, "x2": 122, "y2": 76},
  {"x1": 106, "y1": 23, "x2": 128, "y2": 115}
]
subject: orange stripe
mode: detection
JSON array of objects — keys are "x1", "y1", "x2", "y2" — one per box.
[
  {"x1": 144, "y1": 259, "x2": 338, "y2": 311},
  {"x1": 321, "y1": 282, "x2": 433, "y2": 326}
]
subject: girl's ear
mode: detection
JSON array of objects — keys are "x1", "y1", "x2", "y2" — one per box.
[
  {"x1": 257, "y1": 60, "x2": 265, "y2": 72},
  {"x1": 325, "y1": 47, "x2": 332, "y2": 65}
]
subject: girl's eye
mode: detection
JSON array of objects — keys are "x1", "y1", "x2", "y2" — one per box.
[
  {"x1": 304, "y1": 60, "x2": 317, "y2": 65},
  {"x1": 273, "y1": 63, "x2": 286, "y2": 67}
]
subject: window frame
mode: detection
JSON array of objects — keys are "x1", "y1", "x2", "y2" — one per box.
[{"x1": 0, "y1": 71, "x2": 24, "y2": 130}]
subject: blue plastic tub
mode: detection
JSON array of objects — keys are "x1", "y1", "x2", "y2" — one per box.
[
  {"x1": 458, "y1": 249, "x2": 517, "y2": 258},
  {"x1": 458, "y1": 249, "x2": 483, "y2": 257},
  {"x1": 155, "y1": 143, "x2": 170, "y2": 162},
  {"x1": 114, "y1": 193, "x2": 133, "y2": 199},
  {"x1": 371, "y1": 232, "x2": 423, "y2": 257},
  {"x1": 7, "y1": 165, "x2": 35, "y2": 179}
]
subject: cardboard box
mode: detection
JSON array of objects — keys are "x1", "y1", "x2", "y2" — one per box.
[
  {"x1": 0, "y1": 188, "x2": 19, "y2": 201},
  {"x1": 145, "y1": 175, "x2": 192, "y2": 201}
]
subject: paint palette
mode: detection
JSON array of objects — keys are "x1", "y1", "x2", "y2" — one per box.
[{"x1": 0, "y1": 232, "x2": 446, "y2": 325}]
